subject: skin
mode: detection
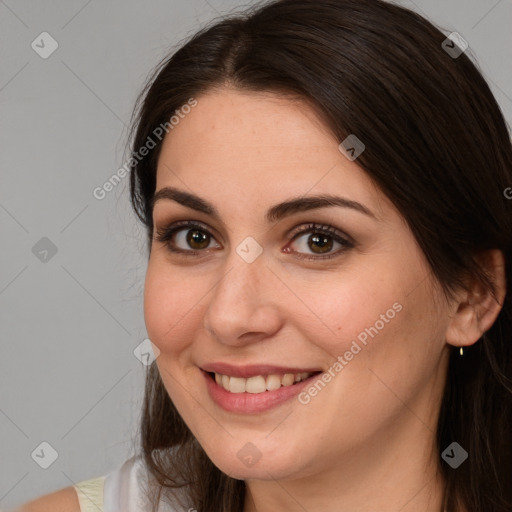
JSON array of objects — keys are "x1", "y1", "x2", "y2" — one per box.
[
  {"x1": 14, "y1": 486, "x2": 80, "y2": 512},
  {"x1": 144, "y1": 87, "x2": 505, "y2": 512}
]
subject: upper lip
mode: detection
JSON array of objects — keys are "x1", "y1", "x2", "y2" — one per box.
[{"x1": 201, "y1": 362, "x2": 323, "y2": 378}]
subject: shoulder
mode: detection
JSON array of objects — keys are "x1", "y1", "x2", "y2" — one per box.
[{"x1": 12, "y1": 485, "x2": 81, "y2": 512}]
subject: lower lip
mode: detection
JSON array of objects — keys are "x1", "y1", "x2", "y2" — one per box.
[{"x1": 202, "y1": 370, "x2": 320, "y2": 414}]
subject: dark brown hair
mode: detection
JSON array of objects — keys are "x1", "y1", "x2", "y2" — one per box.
[{"x1": 127, "y1": 1, "x2": 512, "y2": 510}]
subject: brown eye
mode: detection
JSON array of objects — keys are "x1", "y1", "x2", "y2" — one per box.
[
  {"x1": 186, "y1": 229, "x2": 211, "y2": 250},
  {"x1": 306, "y1": 233, "x2": 334, "y2": 254},
  {"x1": 286, "y1": 223, "x2": 354, "y2": 261},
  {"x1": 154, "y1": 221, "x2": 220, "y2": 254}
]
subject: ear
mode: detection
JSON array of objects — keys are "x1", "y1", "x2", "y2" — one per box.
[{"x1": 445, "y1": 249, "x2": 507, "y2": 349}]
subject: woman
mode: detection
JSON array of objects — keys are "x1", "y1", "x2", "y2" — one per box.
[{"x1": 16, "y1": 0, "x2": 512, "y2": 511}]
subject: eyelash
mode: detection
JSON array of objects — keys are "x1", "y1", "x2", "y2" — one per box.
[{"x1": 153, "y1": 220, "x2": 354, "y2": 261}]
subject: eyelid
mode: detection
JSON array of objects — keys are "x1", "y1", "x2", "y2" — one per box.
[
  {"x1": 154, "y1": 219, "x2": 220, "y2": 242},
  {"x1": 286, "y1": 222, "x2": 354, "y2": 244}
]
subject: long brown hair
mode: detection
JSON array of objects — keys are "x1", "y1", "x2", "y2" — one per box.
[{"x1": 127, "y1": 1, "x2": 512, "y2": 510}]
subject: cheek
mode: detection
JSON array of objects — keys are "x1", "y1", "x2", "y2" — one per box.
[
  {"x1": 293, "y1": 271, "x2": 405, "y2": 361},
  {"x1": 295, "y1": 265, "x2": 440, "y2": 404},
  {"x1": 326, "y1": 282, "x2": 444, "y2": 408},
  {"x1": 143, "y1": 259, "x2": 204, "y2": 354}
]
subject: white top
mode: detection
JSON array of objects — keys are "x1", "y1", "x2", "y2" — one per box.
[{"x1": 74, "y1": 455, "x2": 192, "y2": 512}]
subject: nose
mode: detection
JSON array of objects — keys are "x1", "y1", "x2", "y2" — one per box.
[{"x1": 202, "y1": 250, "x2": 283, "y2": 347}]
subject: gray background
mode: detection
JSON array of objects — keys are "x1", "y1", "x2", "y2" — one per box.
[{"x1": 1, "y1": 0, "x2": 511, "y2": 509}]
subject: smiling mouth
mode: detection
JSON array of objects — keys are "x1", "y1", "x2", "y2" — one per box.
[{"x1": 206, "y1": 370, "x2": 322, "y2": 394}]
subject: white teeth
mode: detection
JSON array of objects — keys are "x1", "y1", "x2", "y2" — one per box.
[
  {"x1": 213, "y1": 371, "x2": 313, "y2": 394},
  {"x1": 229, "y1": 376, "x2": 246, "y2": 393},
  {"x1": 282, "y1": 373, "x2": 295, "y2": 386},
  {"x1": 266, "y1": 374, "x2": 282, "y2": 391},
  {"x1": 246, "y1": 376, "x2": 266, "y2": 393}
]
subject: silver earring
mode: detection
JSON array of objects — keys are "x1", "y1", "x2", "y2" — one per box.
[{"x1": 460, "y1": 346, "x2": 464, "y2": 356}]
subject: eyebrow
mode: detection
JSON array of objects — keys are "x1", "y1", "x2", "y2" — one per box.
[{"x1": 150, "y1": 186, "x2": 377, "y2": 223}]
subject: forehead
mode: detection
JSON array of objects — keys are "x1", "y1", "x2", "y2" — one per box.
[
  {"x1": 154, "y1": 88, "x2": 392, "y2": 222},
  {"x1": 159, "y1": 88, "x2": 337, "y2": 163}
]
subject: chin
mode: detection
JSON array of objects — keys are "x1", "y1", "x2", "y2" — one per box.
[{"x1": 200, "y1": 440, "x2": 311, "y2": 481}]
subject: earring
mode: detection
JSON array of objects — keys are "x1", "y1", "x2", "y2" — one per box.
[{"x1": 460, "y1": 346, "x2": 464, "y2": 356}]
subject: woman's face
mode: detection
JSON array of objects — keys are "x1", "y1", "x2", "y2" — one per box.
[{"x1": 144, "y1": 88, "x2": 454, "y2": 481}]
